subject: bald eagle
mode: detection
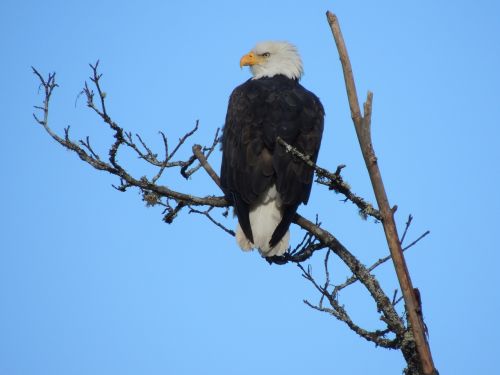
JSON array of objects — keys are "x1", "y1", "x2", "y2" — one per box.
[{"x1": 220, "y1": 41, "x2": 324, "y2": 257}]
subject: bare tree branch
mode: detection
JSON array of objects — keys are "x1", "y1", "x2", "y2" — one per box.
[{"x1": 326, "y1": 10, "x2": 437, "y2": 375}]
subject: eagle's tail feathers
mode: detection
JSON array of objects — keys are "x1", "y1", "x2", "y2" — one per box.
[{"x1": 234, "y1": 185, "x2": 292, "y2": 257}]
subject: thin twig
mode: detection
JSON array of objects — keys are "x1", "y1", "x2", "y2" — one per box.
[
  {"x1": 169, "y1": 120, "x2": 199, "y2": 160},
  {"x1": 189, "y1": 206, "x2": 235, "y2": 236},
  {"x1": 403, "y1": 231, "x2": 430, "y2": 251},
  {"x1": 79, "y1": 136, "x2": 101, "y2": 160},
  {"x1": 319, "y1": 250, "x2": 332, "y2": 306},
  {"x1": 400, "y1": 214, "x2": 413, "y2": 245}
]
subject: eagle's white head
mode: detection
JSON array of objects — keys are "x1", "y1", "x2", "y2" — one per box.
[{"x1": 240, "y1": 41, "x2": 304, "y2": 80}]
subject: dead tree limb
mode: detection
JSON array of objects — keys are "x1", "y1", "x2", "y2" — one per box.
[{"x1": 326, "y1": 10, "x2": 437, "y2": 375}]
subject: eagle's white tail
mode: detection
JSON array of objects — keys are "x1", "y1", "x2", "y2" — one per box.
[{"x1": 235, "y1": 185, "x2": 289, "y2": 257}]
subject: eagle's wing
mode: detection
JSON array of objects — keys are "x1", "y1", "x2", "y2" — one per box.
[
  {"x1": 220, "y1": 77, "x2": 324, "y2": 248},
  {"x1": 220, "y1": 80, "x2": 273, "y2": 243},
  {"x1": 269, "y1": 82, "x2": 324, "y2": 246}
]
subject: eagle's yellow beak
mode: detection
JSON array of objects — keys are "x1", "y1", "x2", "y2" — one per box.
[{"x1": 240, "y1": 52, "x2": 262, "y2": 68}]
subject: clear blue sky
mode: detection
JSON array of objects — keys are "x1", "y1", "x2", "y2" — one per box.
[{"x1": 1, "y1": 1, "x2": 499, "y2": 374}]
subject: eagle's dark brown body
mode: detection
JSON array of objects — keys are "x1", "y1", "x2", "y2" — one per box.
[{"x1": 221, "y1": 74, "x2": 324, "y2": 254}]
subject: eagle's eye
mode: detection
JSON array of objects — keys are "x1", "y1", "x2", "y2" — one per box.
[{"x1": 261, "y1": 52, "x2": 271, "y2": 58}]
